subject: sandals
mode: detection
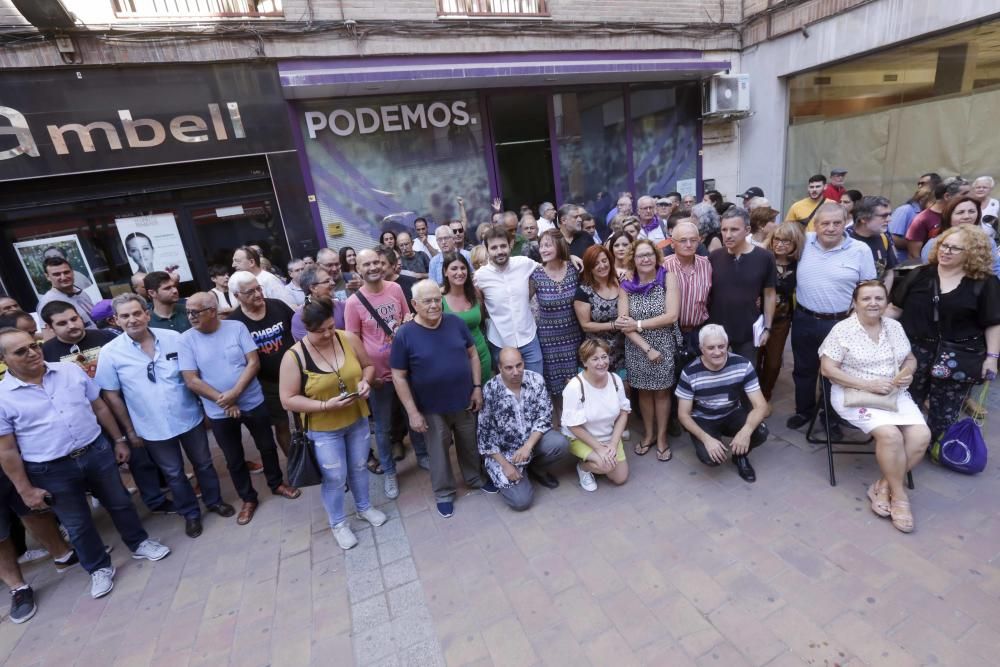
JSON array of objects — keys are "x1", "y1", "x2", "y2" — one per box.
[
  {"x1": 866, "y1": 481, "x2": 891, "y2": 518},
  {"x1": 366, "y1": 451, "x2": 384, "y2": 475},
  {"x1": 889, "y1": 499, "x2": 914, "y2": 533},
  {"x1": 634, "y1": 441, "x2": 654, "y2": 456},
  {"x1": 656, "y1": 446, "x2": 673, "y2": 462}
]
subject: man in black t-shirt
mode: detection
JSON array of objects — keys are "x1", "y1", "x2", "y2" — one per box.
[
  {"x1": 227, "y1": 273, "x2": 296, "y2": 456},
  {"x1": 707, "y1": 207, "x2": 777, "y2": 359},
  {"x1": 40, "y1": 302, "x2": 118, "y2": 378},
  {"x1": 557, "y1": 204, "x2": 596, "y2": 258},
  {"x1": 848, "y1": 195, "x2": 898, "y2": 294}
]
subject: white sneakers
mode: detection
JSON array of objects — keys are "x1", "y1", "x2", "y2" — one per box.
[
  {"x1": 91, "y1": 566, "x2": 115, "y2": 599},
  {"x1": 333, "y1": 522, "x2": 359, "y2": 550},
  {"x1": 357, "y1": 507, "x2": 387, "y2": 527},
  {"x1": 384, "y1": 473, "x2": 399, "y2": 500},
  {"x1": 576, "y1": 463, "x2": 598, "y2": 492},
  {"x1": 131, "y1": 539, "x2": 171, "y2": 561}
]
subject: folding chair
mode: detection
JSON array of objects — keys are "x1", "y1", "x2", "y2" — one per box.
[{"x1": 806, "y1": 378, "x2": 914, "y2": 489}]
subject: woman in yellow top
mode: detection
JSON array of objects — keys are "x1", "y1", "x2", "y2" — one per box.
[{"x1": 279, "y1": 300, "x2": 383, "y2": 550}]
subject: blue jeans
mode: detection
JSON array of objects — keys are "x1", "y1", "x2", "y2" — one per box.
[
  {"x1": 126, "y1": 440, "x2": 168, "y2": 511},
  {"x1": 23, "y1": 435, "x2": 148, "y2": 573},
  {"x1": 369, "y1": 382, "x2": 400, "y2": 475},
  {"x1": 310, "y1": 417, "x2": 372, "y2": 526},
  {"x1": 790, "y1": 309, "x2": 839, "y2": 417},
  {"x1": 144, "y1": 425, "x2": 224, "y2": 519},
  {"x1": 488, "y1": 335, "x2": 543, "y2": 377}
]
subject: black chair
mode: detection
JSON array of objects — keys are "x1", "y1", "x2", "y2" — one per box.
[{"x1": 806, "y1": 378, "x2": 915, "y2": 489}]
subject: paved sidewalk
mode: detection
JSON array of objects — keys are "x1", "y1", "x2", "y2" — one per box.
[{"x1": 1, "y1": 370, "x2": 998, "y2": 666}]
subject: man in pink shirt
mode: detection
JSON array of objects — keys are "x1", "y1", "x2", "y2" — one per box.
[{"x1": 344, "y1": 249, "x2": 413, "y2": 499}]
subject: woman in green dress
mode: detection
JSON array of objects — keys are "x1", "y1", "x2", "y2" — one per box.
[{"x1": 441, "y1": 252, "x2": 492, "y2": 383}]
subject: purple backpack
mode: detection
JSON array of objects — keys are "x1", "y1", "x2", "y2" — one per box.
[{"x1": 931, "y1": 417, "x2": 988, "y2": 475}]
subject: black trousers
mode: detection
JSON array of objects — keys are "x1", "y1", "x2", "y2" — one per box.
[{"x1": 689, "y1": 408, "x2": 768, "y2": 466}]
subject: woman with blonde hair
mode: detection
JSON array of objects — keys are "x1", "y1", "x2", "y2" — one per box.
[{"x1": 757, "y1": 221, "x2": 805, "y2": 399}]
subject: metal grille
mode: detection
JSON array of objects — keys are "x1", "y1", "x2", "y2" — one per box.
[
  {"x1": 437, "y1": 0, "x2": 549, "y2": 17},
  {"x1": 112, "y1": 0, "x2": 283, "y2": 19}
]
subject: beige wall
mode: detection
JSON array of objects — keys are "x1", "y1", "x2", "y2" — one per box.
[
  {"x1": 0, "y1": 0, "x2": 741, "y2": 68},
  {"x1": 784, "y1": 87, "x2": 1000, "y2": 208}
]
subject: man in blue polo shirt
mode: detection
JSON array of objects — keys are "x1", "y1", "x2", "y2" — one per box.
[
  {"x1": 178, "y1": 292, "x2": 299, "y2": 527},
  {"x1": 787, "y1": 203, "x2": 876, "y2": 433},
  {"x1": 390, "y1": 280, "x2": 488, "y2": 518},
  {"x1": 676, "y1": 324, "x2": 769, "y2": 483},
  {"x1": 95, "y1": 294, "x2": 234, "y2": 539}
]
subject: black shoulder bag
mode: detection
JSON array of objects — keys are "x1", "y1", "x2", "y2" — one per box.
[
  {"x1": 930, "y1": 277, "x2": 987, "y2": 385},
  {"x1": 355, "y1": 290, "x2": 396, "y2": 339},
  {"x1": 286, "y1": 348, "x2": 323, "y2": 488}
]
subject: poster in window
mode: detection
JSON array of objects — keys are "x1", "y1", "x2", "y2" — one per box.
[
  {"x1": 13, "y1": 234, "x2": 101, "y2": 303},
  {"x1": 115, "y1": 213, "x2": 194, "y2": 282}
]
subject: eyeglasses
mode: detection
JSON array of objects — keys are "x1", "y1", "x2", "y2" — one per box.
[
  {"x1": 185, "y1": 306, "x2": 216, "y2": 319},
  {"x1": 638, "y1": 206, "x2": 655, "y2": 211},
  {"x1": 675, "y1": 238, "x2": 699, "y2": 245},
  {"x1": 8, "y1": 342, "x2": 41, "y2": 358},
  {"x1": 416, "y1": 297, "x2": 442, "y2": 305},
  {"x1": 939, "y1": 243, "x2": 966, "y2": 254},
  {"x1": 313, "y1": 278, "x2": 332, "y2": 287},
  {"x1": 146, "y1": 361, "x2": 156, "y2": 383},
  {"x1": 634, "y1": 253, "x2": 657, "y2": 260},
  {"x1": 773, "y1": 238, "x2": 793, "y2": 246},
  {"x1": 240, "y1": 286, "x2": 264, "y2": 296}
]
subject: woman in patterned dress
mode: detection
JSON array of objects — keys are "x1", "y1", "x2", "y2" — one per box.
[
  {"x1": 618, "y1": 239, "x2": 681, "y2": 460},
  {"x1": 531, "y1": 230, "x2": 583, "y2": 423},
  {"x1": 574, "y1": 245, "x2": 625, "y2": 377},
  {"x1": 441, "y1": 252, "x2": 492, "y2": 384}
]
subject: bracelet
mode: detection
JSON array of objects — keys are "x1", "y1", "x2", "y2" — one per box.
[
  {"x1": 987, "y1": 352, "x2": 1000, "y2": 359},
  {"x1": 473, "y1": 384, "x2": 482, "y2": 388},
  {"x1": 611, "y1": 320, "x2": 617, "y2": 331},
  {"x1": 115, "y1": 435, "x2": 128, "y2": 443}
]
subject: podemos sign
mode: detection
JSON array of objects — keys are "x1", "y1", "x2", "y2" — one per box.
[{"x1": 304, "y1": 100, "x2": 475, "y2": 138}]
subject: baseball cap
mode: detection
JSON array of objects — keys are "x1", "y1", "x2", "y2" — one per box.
[
  {"x1": 655, "y1": 198, "x2": 672, "y2": 205},
  {"x1": 91, "y1": 299, "x2": 114, "y2": 322},
  {"x1": 740, "y1": 186, "x2": 765, "y2": 199},
  {"x1": 831, "y1": 168, "x2": 848, "y2": 175}
]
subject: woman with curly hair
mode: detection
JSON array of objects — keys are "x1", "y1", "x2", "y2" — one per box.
[{"x1": 889, "y1": 225, "x2": 1000, "y2": 442}]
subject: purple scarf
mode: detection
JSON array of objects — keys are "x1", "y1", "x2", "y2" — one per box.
[
  {"x1": 622, "y1": 267, "x2": 666, "y2": 295},
  {"x1": 640, "y1": 215, "x2": 661, "y2": 234}
]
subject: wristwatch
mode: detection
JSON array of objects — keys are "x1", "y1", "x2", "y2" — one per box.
[
  {"x1": 637, "y1": 320, "x2": 644, "y2": 332},
  {"x1": 115, "y1": 435, "x2": 128, "y2": 443}
]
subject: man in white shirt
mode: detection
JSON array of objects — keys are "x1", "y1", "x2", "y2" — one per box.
[
  {"x1": 230, "y1": 246, "x2": 297, "y2": 309},
  {"x1": 285, "y1": 258, "x2": 307, "y2": 306},
  {"x1": 412, "y1": 217, "x2": 439, "y2": 257},
  {"x1": 537, "y1": 202, "x2": 557, "y2": 234},
  {"x1": 474, "y1": 225, "x2": 543, "y2": 376}
]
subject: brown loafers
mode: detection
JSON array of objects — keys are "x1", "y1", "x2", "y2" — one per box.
[
  {"x1": 236, "y1": 501, "x2": 258, "y2": 526},
  {"x1": 273, "y1": 484, "x2": 301, "y2": 499}
]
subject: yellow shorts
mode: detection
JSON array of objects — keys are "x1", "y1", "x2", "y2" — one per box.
[{"x1": 569, "y1": 438, "x2": 626, "y2": 463}]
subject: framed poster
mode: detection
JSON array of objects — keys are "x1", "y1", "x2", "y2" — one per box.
[
  {"x1": 116, "y1": 213, "x2": 194, "y2": 282},
  {"x1": 13, "y1": 234, "x2": 101, "y2": 302}
]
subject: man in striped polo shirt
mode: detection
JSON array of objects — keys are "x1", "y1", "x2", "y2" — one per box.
[{"x1": 675, "y1": 324, "x2": 770, "y2": 483}]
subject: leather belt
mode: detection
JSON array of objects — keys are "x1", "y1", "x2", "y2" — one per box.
[{"x1": 796, "y1": 305, "x2": 850, "y2": 321}]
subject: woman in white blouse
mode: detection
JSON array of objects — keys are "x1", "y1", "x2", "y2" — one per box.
[
  {"x1": 819, "y1": 280, "x2": 930, "y2": 534},
  {"x1": 561, "y1": 339, "x2": 631, "y2": 492}
]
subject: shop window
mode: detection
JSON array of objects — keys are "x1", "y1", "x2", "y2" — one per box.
[
  {"x1": 191, "y1": 200, "x2": 289, "y2": 275},
  {"x1": 297, "y1": 92, "x2": 491, "y2": 249},
  {"x1": 553, "y1": 89, "x2": 628, "y2": 215},
  {"x1": 7, "y1": 209, "x2": 194, "y2": 307},
  {"x1": 788, "y1": 19, "x2": 1000, "y2": 123},
  {"x1": 630, "y1": 84, "x2": 699, "y2": 199}
]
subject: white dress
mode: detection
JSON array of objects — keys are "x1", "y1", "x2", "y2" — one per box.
[{"x1": 818, "y1": 315, "x2": 927, "y2": 433}]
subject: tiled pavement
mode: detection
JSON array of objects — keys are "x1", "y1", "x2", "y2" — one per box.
[{"x1": 2, "y1": 368, "x2": 999, "y2": 666}]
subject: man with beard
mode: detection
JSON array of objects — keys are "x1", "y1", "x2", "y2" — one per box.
[
  {"x1": 145, "y1": 271, "x2": 190, "y2": 333},
  {"x1": 41, "y1": 302, "x2": 116, "y2": 376}
]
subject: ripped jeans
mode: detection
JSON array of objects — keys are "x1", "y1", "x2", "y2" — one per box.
[{"x1": 309, "y1": 417, "x2": 373, "y2": 527}]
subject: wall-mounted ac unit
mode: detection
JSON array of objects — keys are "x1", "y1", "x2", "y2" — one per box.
[{"x1": 702, "y1": 73, "x2": 751, "y2": 119}]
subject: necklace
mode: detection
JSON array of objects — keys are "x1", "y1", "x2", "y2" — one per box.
[{"x1": 307, "y1": 334, "x2": 348, "y2": 395}]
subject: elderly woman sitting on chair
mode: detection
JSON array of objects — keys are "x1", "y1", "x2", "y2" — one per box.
[{"x1": 818, "y1": 280, "x2": 930, "y2": 533}]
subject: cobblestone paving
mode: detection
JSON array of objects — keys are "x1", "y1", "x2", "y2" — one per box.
[{"x1": 1, "y1": 370, "x2": 998, "y2": 666}]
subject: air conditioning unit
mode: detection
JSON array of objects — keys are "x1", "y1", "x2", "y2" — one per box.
[{"x1": 702, "y1": 74, "x2": 751, "y2": 118}]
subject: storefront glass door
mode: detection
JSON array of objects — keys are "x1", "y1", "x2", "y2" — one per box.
[{"x1": 486, "y1": 92, "x2": 556, "y2": 212}]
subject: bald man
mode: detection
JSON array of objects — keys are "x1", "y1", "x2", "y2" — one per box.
[{"x1": 478, "y1": 348, "x2": 567, "y2": 511}]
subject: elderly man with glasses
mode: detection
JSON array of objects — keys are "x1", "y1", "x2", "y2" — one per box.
[
  {"x1": 95, "y1": 294, "x2": 234, "y2": 539},
  {"x1": 637, "y1": 195, "x2": 670, "y2": 245},
  {"x1": 178, "y1": 292, "x2": 300, "y2": 527},
  {"x1": 428, "y1": 226, "x2": 473, "y2": 285},
  {"x1": 391, "y1": 280, "x2": 490, "y2": 518}
]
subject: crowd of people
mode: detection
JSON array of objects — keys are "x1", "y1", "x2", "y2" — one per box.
[{"x1": 0, "y1": 170, "x2": 997, "y2": 625}]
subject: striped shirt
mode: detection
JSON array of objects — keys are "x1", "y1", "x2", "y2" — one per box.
[
  {"x1": 795, "y1": 233, "x2": 876, "y2": 314},
  {"x1": 664, "y1": 254, "x2": 711, "y2": 330},
  {"x1": 675, "y1": 354, "x2": 760, "y2": 420}
]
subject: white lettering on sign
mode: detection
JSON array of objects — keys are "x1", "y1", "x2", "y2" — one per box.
[
  {"x1": 304, "y1": 101, "x2": 475, "y2": 139},
  {"x1": 0, "y1": 102, "x2": 246, "y2": 161}
]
